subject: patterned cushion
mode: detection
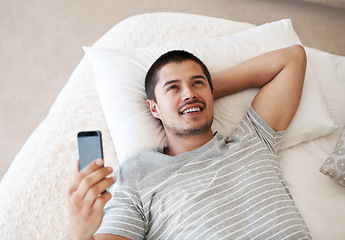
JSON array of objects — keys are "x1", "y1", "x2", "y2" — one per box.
[{"x1": 320, "y1": 126, "x2": 345, "y2": 186}]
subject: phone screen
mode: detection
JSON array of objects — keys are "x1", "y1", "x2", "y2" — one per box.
[{"x1": 77, "y1": 131, "x2": 103, "y2": 170}]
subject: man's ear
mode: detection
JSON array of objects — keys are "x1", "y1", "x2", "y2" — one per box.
[{"x1": 146, "y1": 99, "x2": 160, "y2": 119}]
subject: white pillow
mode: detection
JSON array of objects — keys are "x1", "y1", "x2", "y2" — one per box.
[{"x1": 84, "y1": 19, "x2": 337, "y2": 164}]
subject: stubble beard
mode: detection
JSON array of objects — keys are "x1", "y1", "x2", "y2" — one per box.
[{"x1": 164, "y1": 117, "x2": 213, "y2": 138}]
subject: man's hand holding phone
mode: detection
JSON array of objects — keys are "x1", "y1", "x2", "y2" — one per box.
[
  {"x1": 68, "y1": 158, "x2": 116, "y2": 240},
  {"x1": 68, "y1": 131, "x2": 115, "y2": 239}
]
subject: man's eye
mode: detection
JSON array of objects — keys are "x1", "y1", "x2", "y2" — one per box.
[
  {"x1": 167, "y1": 85, "x2": 178, "y2": 91},
  {"x1": 194, "y1": 80, "x2": 204, "y2": 85}
]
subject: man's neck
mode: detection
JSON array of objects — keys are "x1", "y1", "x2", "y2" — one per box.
[{"x1": 164, "y1": 129, "x2": 214, "y2": 156}]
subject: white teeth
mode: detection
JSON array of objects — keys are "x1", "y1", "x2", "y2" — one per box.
[{"x1": 183, "y1": 107, "x2": 201, "y2": 114}]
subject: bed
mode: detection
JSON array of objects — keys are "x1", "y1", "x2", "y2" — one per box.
[{"x1": 0, "y1": 12, "x2": 344, "y2": 240}]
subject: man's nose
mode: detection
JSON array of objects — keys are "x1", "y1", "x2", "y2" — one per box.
[{"x1": 182, "y1": 87, "x2": 197, "y2": 101}]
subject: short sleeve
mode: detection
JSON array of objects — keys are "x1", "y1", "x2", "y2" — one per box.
[
  {"x1": 244, "y1": 107, "x2": 285, "y2": 154},
  {"x1": 95, "y1": 171, "x2": 147, "y2": 239}
]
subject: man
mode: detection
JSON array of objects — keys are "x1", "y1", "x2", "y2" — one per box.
[{"x1": 69, "y1": 45, "x2": 310, "y2": 240}]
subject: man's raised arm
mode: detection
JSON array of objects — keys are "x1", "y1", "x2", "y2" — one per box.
[{"x1": 212, "y1": 45, "x2": 307, "y2": 131}]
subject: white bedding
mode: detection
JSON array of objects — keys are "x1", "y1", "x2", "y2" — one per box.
[{"x1": 0, "y1": 13, "x2": 344, "y2": 240}]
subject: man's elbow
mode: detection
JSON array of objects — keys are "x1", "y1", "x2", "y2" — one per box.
[{"x1": 292, "y1": 44, "x2": 307, "y2": 69}]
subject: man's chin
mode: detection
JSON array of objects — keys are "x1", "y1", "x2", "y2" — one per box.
[{"x1": 165, "y1": 122, "x2": 213, "y2": 138}]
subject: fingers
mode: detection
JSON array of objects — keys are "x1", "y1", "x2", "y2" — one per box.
[
  {"x1": 93, "y1": 191, "x2": 112, "y2": 211},
  {"x1": 68, "y1": 159, "x2": 81, "y2": 195},
  {"x1": 85, "y1": 177, "x2": 115, "y2": 207},
  {"x1": 69, "y1": 158, "x2": 106, "y2": 194},
  {"x1": 75, "y1": 159, "x2": 80, "y2": 175},
  {"x1": 80, "y1": 169, "x2": 116, "y2": 207},
  {"x1": 68, "y1": 158, "x2": 115, "y2": 208},
  {"x1": 80, "y1": 158, "x2": 105, "y2": 178},
  {"x1": 77, "y1": 164, "x2": 113, "y2": 198}
]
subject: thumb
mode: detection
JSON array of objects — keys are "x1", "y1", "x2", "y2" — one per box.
[{"x1": 75, "y1": 159, "x2": 80, "y2": 176}]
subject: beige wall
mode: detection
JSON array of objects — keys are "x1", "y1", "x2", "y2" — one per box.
[{"x1": 301, "y1": 0, "x2": 345, "y2": 8}]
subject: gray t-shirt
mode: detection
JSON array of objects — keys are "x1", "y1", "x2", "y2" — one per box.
[{"x1": 96, "y1": 107, "x2": 311, "y2": 239}]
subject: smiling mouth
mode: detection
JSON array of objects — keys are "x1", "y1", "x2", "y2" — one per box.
[
  {"x1": 178, "y1": 100, "x2": 206, "y2": 115},
  {"x1": 182, "y1": 107, "x2": 201, "y2": 114}
]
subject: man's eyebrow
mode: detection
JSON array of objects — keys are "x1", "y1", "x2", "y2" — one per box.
[
  {"x1": 191, "y1": 75, "x2": 206, "y2": 80},
  {"x1": 163, "y1": 79, "x2": 180, "y2": 88},
  {"x1": 162, "y1": 75, "x2": 206, "y2": 88}
]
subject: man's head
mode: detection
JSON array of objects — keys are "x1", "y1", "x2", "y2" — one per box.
[
  {"x1": 145, "y1": 50, "x2": 214, "y2": 138},
  {"x1": 145, "y1": 50, "x2": 213, "y2": 102}
]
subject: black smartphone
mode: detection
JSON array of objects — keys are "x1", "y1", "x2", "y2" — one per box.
[{"x1": 77, "y1": 131, "x2": 103, "y2": 170}]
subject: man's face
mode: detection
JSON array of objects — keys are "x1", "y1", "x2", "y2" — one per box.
[{"x1": 147, "y1": 60, "x2": 214, "y2": 137}]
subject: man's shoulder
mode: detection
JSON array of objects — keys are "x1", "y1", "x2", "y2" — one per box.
[{"x1": 118, "y1": 148, "x2": 164, "y2": 174}]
